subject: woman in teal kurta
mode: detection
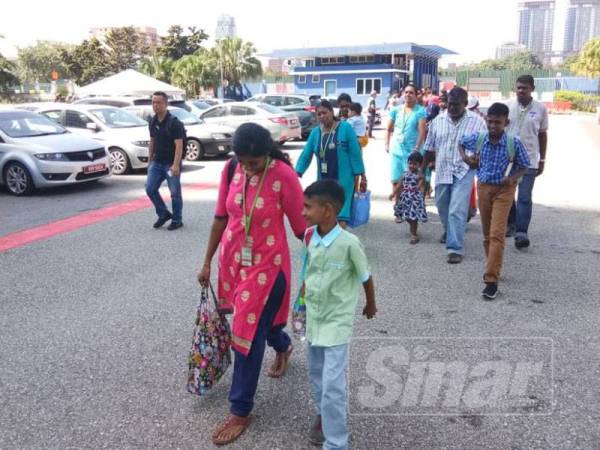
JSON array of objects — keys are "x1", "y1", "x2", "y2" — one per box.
[
  {"x1": 384, "y1": 84, "x2": 427, "y2": 184},
  {"x1": 296, "y1": 100, "x2": 367, "y2": 227}
]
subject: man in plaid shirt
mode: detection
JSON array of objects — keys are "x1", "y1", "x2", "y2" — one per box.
[
  {"x1": 424, "y1": 87, "x2": 487, "y2": 264},
  {"x1": 459, "y1": 102, "x2": 530, "y2": 299}
]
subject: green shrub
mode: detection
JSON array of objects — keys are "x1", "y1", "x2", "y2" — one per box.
[{"x1": 554, "y1": 90, "x2": 600, "y2": 112}]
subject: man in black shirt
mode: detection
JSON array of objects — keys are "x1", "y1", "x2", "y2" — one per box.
[{"x1": 145, "y1": 91, "x2": 185, "y2": 230}]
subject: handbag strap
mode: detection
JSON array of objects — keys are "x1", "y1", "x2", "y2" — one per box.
[{"x1": 200, "y1": 282, "x2": 220, "y2": 311}]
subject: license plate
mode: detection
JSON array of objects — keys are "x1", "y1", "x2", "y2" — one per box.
[
  {"x1": 218, "y1": 145, "x2": 225, "y2": 151},
  {"x1": 83, "y1": 163, "x2": 106, "y2": 174}
]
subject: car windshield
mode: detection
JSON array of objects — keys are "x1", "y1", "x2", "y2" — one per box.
[
  {"x1": 169, "y1": 108, "x2": 201, "y2": 125},
  {"x1": 255, "y1": 103, "x2": 284, "y2": 114},
  {"x1": 90, "y1": 108, "x2": 147, "y2": 128},
  {"x1": 191, "y1": 101, "x2": 211, "y2": 110},
  {"x1": 0, "y1": 111, "x2": 67, "y2": 138}
]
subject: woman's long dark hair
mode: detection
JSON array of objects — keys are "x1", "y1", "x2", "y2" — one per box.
[{"x1": 232, "y1": 122, "x2": 291, "y2": 166}]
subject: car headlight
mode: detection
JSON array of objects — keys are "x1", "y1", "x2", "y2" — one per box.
[
  {"x1": 211, "y1": 133, "x2": 228, "y2": 140},
  {"x1": 34, "y1": 153, "x2": 69, "y2": 161},
  {"x1": 132, "y1": 140, "x2": 150, "y2": 147}
]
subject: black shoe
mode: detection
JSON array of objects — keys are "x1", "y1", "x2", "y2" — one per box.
[
  {"x1": 447, "y1": 253, "x2": 463, "y2": 264},
  {"x1": 439, "y1": 232, "x2": 447, "y2": 244},
  {"x1": 515, "y1": 236, "x2": 530, "y2": 249},
  {"x1": 153, "y1": 213, "x2": 172, "y2": 229},
  {"x1": 167, "y1": 221, "x2": 183, "y2": 231},
  {"x1": 482, "y1": 282, "x2": 498, "y2": 300},
  {"x1": 505, "y1": 225, "x2": 516, "y2": 238},
  {"x1": 308, "y1": 415, "x2": 324, "y2": 446}
]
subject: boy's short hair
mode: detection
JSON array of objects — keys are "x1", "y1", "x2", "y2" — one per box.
[
  {"x1": 408, "y1": 152, "x2": 424, "y2": 164},
  {"x1": 337, "y1": 93, "x2": 352, "y2": 104},
  {"x1": 152, "y1": 91, "x2": 168, "y2": 102},
  {"x1": 487, "y1": 102, "x2": 510, "y2": 117},
  {"x1": 304, "y1": 180, "x2": 345, "y2": 214},
  {"x1": 516, "y1": 75, "x2": 535, "y2": 88},
  {"x1": 350, "y1": 102, "x2": 362, "y2": 115}
]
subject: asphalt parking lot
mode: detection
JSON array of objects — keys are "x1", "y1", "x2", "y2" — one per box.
[{"x1": 1, "y1": 114, "x2": 600, "y2": 449}]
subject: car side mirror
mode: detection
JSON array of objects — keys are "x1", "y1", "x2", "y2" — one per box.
[{"x1": 86, "y1": 122, "x2": 98, "y2": 131}]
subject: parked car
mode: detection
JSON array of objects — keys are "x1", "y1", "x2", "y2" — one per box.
[
  {"x1": 246, "y1": 94, "x2": 318, "y2": 140},
  {"x1": 321, "y1": 96, "x2": 382, "y2": 125},
  {"x1": 199, "y1": 102, "x2": 301, "y2": 144},
  {"x1": 0, "y1": 109, "x2": 111, "y2": 195},
  {"x1": 124, "y1": 106, "x2": 234, "y2": 161},
  {"x1": 32, "y1": 104, "x2": 152, "y2": 175}
]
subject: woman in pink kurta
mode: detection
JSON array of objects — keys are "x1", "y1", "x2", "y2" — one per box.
[{"x1": 198, "y1": 123, "x2": 306, "y2": 445}]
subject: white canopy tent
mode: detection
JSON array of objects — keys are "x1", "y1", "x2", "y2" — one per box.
[{"x1": 76, "y1": 69, "x2": 185, "y2": 98}]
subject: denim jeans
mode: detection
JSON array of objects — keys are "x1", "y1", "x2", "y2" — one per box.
[
  {"x1": 435, "y1": 170, "x2": 475, "y2": 255},
  {"x1": 308, "y1": 343, "x2": 349, "y2": 450},
  {"x1": 229, "y1": 271, "x2": 290, "y2": 417},
  {"x1": 507, "y1": 168, "x2": 537, "y2": 239},
  {"x1": 145, "y1": 161, "x2": 182, "y2": 223}
]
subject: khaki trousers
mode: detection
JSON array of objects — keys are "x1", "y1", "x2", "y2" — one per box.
[{"x1": 477, "y1": 181, "x2": 517, "y2": 283}]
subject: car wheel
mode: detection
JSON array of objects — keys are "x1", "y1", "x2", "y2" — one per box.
[
  {"x1": 3, "y1": 161, "x2": 35, "y2": 196},
  {"x1": 110, "y1": 148, "x2": 130, "y2": 175},
  {"x1": 185, "y1": 138, "x2": 204, "y2": 161}
]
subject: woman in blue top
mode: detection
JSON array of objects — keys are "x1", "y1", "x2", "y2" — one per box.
[
  {"x1": 384, "y1": 83, "x2": 427, "y2": 195},
  {"x1": 296, "y1": 100, "x2": 367, "y2": 228}
]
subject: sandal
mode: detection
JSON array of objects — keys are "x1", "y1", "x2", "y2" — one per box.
[
  {"x1": 267, "y1": 344, "x2": 293, "y2": 378},
  {"x1": 410, "y1": 235, "x2": 419, "y2": 245},
  {"x1": 394, "y1": 217, "x2": 404, "y2": 224},
  {"x1": 212, "y1": 414, "x2": 252, "y2": 446}
]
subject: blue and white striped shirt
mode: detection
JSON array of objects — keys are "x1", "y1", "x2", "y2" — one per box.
[{"x1": 424, "y1": 111, "x2": 487, "y2": 185}]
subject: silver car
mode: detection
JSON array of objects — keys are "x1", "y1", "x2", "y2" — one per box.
[
  {"x1": 199, "y1": 102, "x2": 301, "y2": 144},
  {"x1": 0, "y1": 109, "x2": 111, "y2": 196},
  {"x1": 124, "y1": 106, "x2": 234, "y2": 161},
  {"x1": 32, "y1": 104, "x2": 151, "y2": 175}
]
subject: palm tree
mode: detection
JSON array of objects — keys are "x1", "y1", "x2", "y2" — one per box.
[
  {"x1": 215, "y1": 37, "x2": 262, "y2": 86},
  {"x1": 138, "y1": 51, "x2": 175, "y2": 83},
  {"x1": 0, "y1": 35, "x2": 19, "y2": 90}
]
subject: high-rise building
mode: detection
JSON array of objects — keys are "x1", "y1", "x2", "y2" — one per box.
[
  {"x1": 518, "y1": 0, "x2": 556, "y2": 61},
  {"x1": 563, "y1": 0, "x2": 600, "y2": 56},
  {"x1": 496, "y1": 42, "x2": 528, "y2": 59},
  {"x1": 215, "y1": 14, "x2": 237, "y2": 40},
  {"x1": 89, "y1": 27, "x2": 159, "y2": 48}
]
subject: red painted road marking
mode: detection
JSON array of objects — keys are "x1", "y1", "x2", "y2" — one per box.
[{"x1": 0, "y1": 181, "x2": 218, "y2": 253}]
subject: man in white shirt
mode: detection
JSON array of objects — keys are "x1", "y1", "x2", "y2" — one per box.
[{"x1": 505, "y1": 75, "x2": 549, "y2": 249}]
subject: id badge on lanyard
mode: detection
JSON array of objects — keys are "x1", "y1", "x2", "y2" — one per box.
[
  {"x1": 241, "y1": 241, "x2": 253, "y2": 267},
  {"x1": 319, "y1": 130, "x2": 337, "y2": 175}
]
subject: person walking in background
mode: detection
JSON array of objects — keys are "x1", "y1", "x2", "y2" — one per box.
[
  {"x1": 385, "y1": 83, "x2": 427, "y2": 220},
  {"x1": 296, "y1": 100, "x2": 367, "y2": 229},
  {"x1": 146, "y1": 91, "x2": 185, "y2": 231},
  {"x1": 337, "y1": 93, "x2": 352, "y2": 120},
  {"x1": 423, "y1": 87, "x2": 487, "y2": 264},
  {"x1": 366, "y1": 90, "x2": 378, "y2": 138},
  {"x1": 505, "y1": 75, "x2": 549, "y2": 249},
  {"x1": 301, "y1": 179, "x2": 376, "y2": 449},
  {"x1": 389, "y1": 152, "x2": 428, "y2": 244},
  {"x1": 459, "y1": 103, "x2": 530, "y2": 299}
]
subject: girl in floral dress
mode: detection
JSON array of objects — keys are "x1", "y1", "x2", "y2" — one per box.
[{"x1": 389, "y1": 152, "x2": 428, "y2": 244}]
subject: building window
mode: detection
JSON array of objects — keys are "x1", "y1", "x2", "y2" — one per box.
[
  {"x1": 306, "y1": 59, "x2": 315, "y2": 67},
  {"x1": 312, "y1": 75, "x2": 320, "y2": 83},
  {"x1": 356, "y1": 78, "x2": 382, "y2": 95},
  {"x1": 321, "y1": 56, "x2": 345, "y2": 65},
  {"x1": 298, "y1": 75, "x2": 306, "y2": 84},
  {"x1": 349, "y1": 55, "x2": 375, "y2": 63}
]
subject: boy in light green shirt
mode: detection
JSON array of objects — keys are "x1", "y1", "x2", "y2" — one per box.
[{"x1": 301, "y1": 179, "x2": 376, "y2": 449}]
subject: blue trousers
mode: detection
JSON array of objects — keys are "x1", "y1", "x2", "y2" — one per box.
[
  {"x1": 229, "y1": 271, "x2": 291, "y2": 417},
  {"x1": 507, "y1": 168, "x2": 537, "y2": 238},
  {"x1": 435, "y1": 170, "x2": 475, "y2": 255},
  {"x1": 308, "y1": 343, "x2": 349, "y2": 450},
  {"x1": 145, "y1": 161, "x2": 182, "y2": 223}
]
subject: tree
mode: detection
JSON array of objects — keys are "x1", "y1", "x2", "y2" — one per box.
[
  {"x1": 158, "y1": 25, "x2": 208, "y2": 60},
  {"x1": 215, "y1": 37, "x2": 262, "y2": 86},
  {"x1": 104, "y1": 26, "x2": 149, "y2": 72},
  {"x1": 571, "y1": 38, "x2": 600, "y2": 78},
  {"x1": 170, "y1": 49, "x2": 220, "y2": 96},
  {"x1": 16, "y1": 41, "x2": 73, "y2": 83},
  {"x1": 61, "y1": 38, "x2": 111, "y2": 86},
  {"x1": 138, "y1": 51, "x2": 175, "y2": 83},
  {"x1": 0, "y1": 34, "x2": 18, "y2": 90},
  {"x1": 469, "y1": 51, "x2": 543, "y2": 72}
]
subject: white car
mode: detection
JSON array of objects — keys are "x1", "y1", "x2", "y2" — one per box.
[
  {"x1": 0, "y1": 109, "x2": 111, "y2": 195},
  {"x1": 30, "y1": 104, "x2": 151, "y2": 175},
  {"x1": 124, "y1": 106, "x2": 234, "y2": 161},
  {"x1": 199, "y1": 102, "x2": 301, "y2": 144}
]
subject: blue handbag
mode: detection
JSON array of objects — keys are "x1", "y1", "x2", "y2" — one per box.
[{"x1": 348, "y1": 190, "x2": 371, "y2": 228}]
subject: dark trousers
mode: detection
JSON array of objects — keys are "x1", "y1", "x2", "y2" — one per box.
[
  {"x1": 229, "y1": 271, "x2": 290, "y2": 417},
  {"x1": 367, "y1": 114, "x2": 376, "y2": 137},
  {"x1": 507, "y1": 168, "x2": 537, "y2": 238}
]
